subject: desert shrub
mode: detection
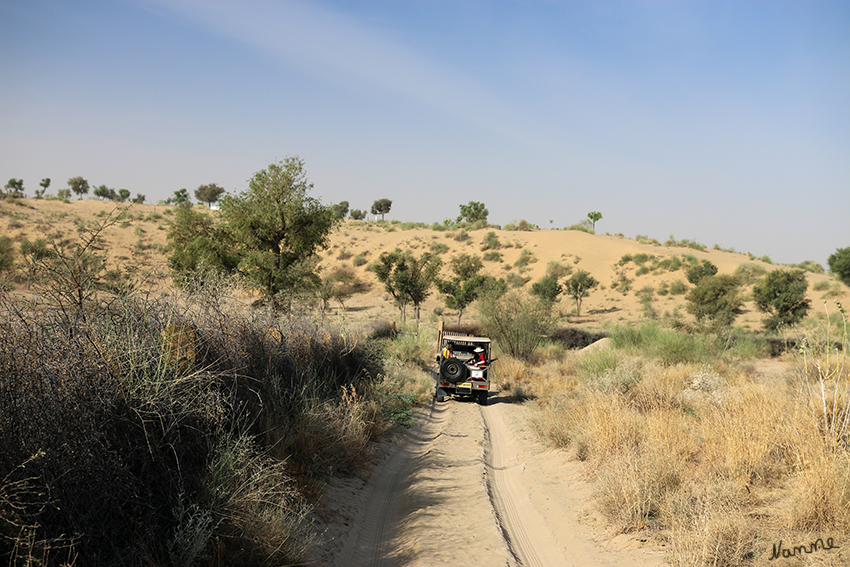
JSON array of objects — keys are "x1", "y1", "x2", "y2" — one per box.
[
  {"x1": 430, "y1": 242, "x2": 449, "y2": 254},
  {"x1": 480, "y1": 231, "x2": 500, "y2": 251},
  {"x1": 753, "y1": 269, "x2": 811, "y2": 332},
  {"x1": 482, "y1": 250, "x2": 503, "y2": 262},
  {"x1": 610, "y1": 320, "x2": 713, "y2": 365},
  {"x1": 812, "y1": 280, "x2": 830, "y2": 292},
  {"x1": 669, "y1": 279, "x2": 688, "y2": 295},
  {"x1": 733, "y1": 262, "x2": 767, "y2": 285},
  {"x1": 514, "y1": 249, "x2": 536, "y2": 270},
  {"x1": 791, "y1": 260, "x2": 825, "y2": 274},
  {"x1": 0, "y1": 235, "x2": 14, "y2": 272},
  {"x1": 665, "y1": 235, "x2": 706, "y2": 251},
  {"x1": 685, "y1": 274, "x2": 744, "y2": 330},
  {"x1": 0, "y1": 279, "x2": 401, "y2": 565},
  {"x1": 685, "y1": 260, "x2": 718, "y2": 285},
  {"x1": 635, "y1": 234, "x2": 660, "y2": 246},
  {"x1": 352, "y1": 252, "x2": 368, "y2": 267},
  {"x1": 505, "y1": 272, "x2": 530, "y2": 287},
  {"x1": 828, "y1": 246, "x2": 850, "y2": 286},
  {"x1": 478, "y1": 289, "x2": 554, "y2": 360},
  {"x1": 451, "y1": 230, "x2": 470, "y2": 242},
  {"x1": 564, "y1": 223, "x2": 593, "y2": 233}
]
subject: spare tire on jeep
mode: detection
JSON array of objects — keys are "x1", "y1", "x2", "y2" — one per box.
[{"x1": 440, "y1": 357, "x2": 468, "y2": 383}]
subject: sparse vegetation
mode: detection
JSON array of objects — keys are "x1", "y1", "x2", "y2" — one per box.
[
  {"x1": 753, "y1": 269, "x2": 811, "y2": 332},
  {"x1": 828, "y1": 246, "x2": 850, "y2": 286}
]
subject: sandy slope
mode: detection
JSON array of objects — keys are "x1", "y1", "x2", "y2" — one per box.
[
  {"x1": 3, "y1": 200, "x2": 848, "y2": 332},
  {"x1": 307, "y1": 392, "x2": 669, "y2": 567}
]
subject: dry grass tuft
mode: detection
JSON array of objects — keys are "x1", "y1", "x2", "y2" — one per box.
[{"x1": 529, "y1": 320, "x2": 849, "y2": 566}]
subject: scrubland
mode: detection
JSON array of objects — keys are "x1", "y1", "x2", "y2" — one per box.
[
  {"x1": 501, "y1": 316, "x2": 849, "y2": 566},
  {"x1": 0, "y1": 279, "x2": 433, "y2": 565},
  {"x1": 1, "y1": 198, "x2": 848, "y2": 566}
]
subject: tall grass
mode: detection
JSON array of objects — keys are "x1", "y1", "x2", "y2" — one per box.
[
  {"x1": 0, "y1": 279, "x2": 422, "y2": 566},
  {"x1": 526, "y1": 320, "x2": 849, "y2": 566}
]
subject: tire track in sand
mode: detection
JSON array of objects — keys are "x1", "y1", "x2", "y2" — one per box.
[
  {"x1": 481, "y1": 403, "x2": 566, "y2": 567},
  {"x1": 333, "y1": 401, "x2": 450, "y2": 567}
]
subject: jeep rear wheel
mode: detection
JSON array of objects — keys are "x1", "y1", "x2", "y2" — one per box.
[{"x1": 440, "y1": 357, "x2": 468, "y2": 383}]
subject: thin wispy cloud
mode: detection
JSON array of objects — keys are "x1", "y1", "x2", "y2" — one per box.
[{"x1": 142, "y1": 0, "x2": 530, "y2": 143}]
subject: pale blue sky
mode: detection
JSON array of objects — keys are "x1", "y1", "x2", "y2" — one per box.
[{"x1": 1, "y1": 1, "x2": 848, "y2": 267}]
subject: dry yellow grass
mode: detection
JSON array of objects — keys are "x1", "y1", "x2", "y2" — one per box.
[{"x1": 526, "y1": 344, "x2": 849, "y2": 566}]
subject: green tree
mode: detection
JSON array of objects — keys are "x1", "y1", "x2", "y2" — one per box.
[
  {"x1": 36, "y1": 178, "x2": 50, "y2": 199},
  {"x1": 132, "y1": 193, "x2": 146, "y2": 204},
  {"x1": 435, "y1": 254, "x2": 488, "y2": 324},
  {"x1": 371, "y1": 198, "x2": 392, "y2": 220},
  {"x1": 218, "y1": 157, "x2": 338, "y2": 308},
  {"x1": 194, "y1": 183, "x2": 226, "y2": 208},
  {"x1": 117, "y1": 188, "x2": 130, "y2": 202},
  {"x1": 371, "y1": 249, "x2": 441, "y2": 323},
  {"x1": 828, "y1": 247, "x2": 850, "y2": 286},
  {"x1": 4, "y1": 178, "x2": 24, "y2": 198},
  {"x1": 530, "y1": 275, "x2": 562, "y2": 303},
  {"x1": 565, "y1": 269, "x2": 598, "y2": 316},
  {"x1": 168, "y1": 188, "x2": 191, "y2": 206},
  {"x1": 330, "y1": 201, "x2": 350, "y2": 219},
  {"x1": 166, "y1": 205, "x2": 239, "y2": 285},
  {"x1": 753, "y1": 269, "x2": 811, "y2": 331},
  {"x1": 93, "y1": 185, "x2": 113, "y2": 200},
  {"x1": 685, "y1": 274, "x2": 743, "y2": 330},
  {"x1": 686, "y1": 260, "x2": 718, "y2": 285},
  {"x1": 68, "y1": 176, "x2": 89, "y2": 200},
  {"x1": 457, "y1": 201, "x2": 489, "y2": 224},
  {"x1": 587, "y1": 211, "x2": 602, "y2": 232},
  {"x1": 349, "y1": 208, "x2": 366, "y2": 220}
]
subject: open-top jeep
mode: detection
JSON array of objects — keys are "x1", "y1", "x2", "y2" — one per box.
[{"x1": 434, "y1": 322, "x2": 494, "y2": 405}]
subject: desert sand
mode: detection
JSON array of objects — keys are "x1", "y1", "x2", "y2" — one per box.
[{"x1": 307, "y1": 387, "x2": 670, "y2": 567}]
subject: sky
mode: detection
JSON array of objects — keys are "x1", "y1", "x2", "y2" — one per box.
[{"x1": 1, "y1": 0, "x2": 848, "y2": 268}]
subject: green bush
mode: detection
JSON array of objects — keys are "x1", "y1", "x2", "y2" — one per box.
[
  {"x1": 828, "y1": 247, "x2": 850, "y2": 286},
  {"x1": 0, "y1": 235, "x2": 14, "y2": 272},
  {"x1": 0, "y1": 286, "x2": 393, "y2": 565},
  {"x1": 685, "y1": 274, "x2": 744, "y2": 330},
  {"x1": 791, "y1": 260, "x2": 824, "y2": 274},
  {"x1": 733, "y1": 263, "x2": 767, "y2": 285},
  {"x1": 430, "y1": 242, "x2": 449, "y2": 254},
  {"x1": 483, "y1": 250, "x2": 503, "y2": 262},
  {"x1": 753, "y1": 269, "x2": 811, "y2": 331},
  {"x1": 610, "y1": 321, "x2": 712, "y2": 365},
  {"x1": 685, "y1": 260, "x2": 718, "y2": 285},
  {"x1": 480, "y1": 231, "x2": 501, "y2": 251},
  {"x1": 479, "y1": 289, "x2": 554, "y2": 359},
  {"x1": 514, "y1": 248, "x2": 536, "y2": 270},
  {"x1": 564, "y1": 223, "x2": 593, "y2": 233},
  {"x1": 506, "y1": 272, "x2": 530, "y2": 287}
]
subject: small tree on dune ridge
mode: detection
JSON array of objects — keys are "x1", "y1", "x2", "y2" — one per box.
[
  {"x1": 371, "y1": 198, "x2": 392, "y2": 220},
  {"x1": 565, "y1": 270, "x2": 598, "y2": 317}
]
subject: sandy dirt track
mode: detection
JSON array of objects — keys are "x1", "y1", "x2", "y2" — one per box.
[{"x1": 309, "y1": 393, "x2": 669, "y2": 567}]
